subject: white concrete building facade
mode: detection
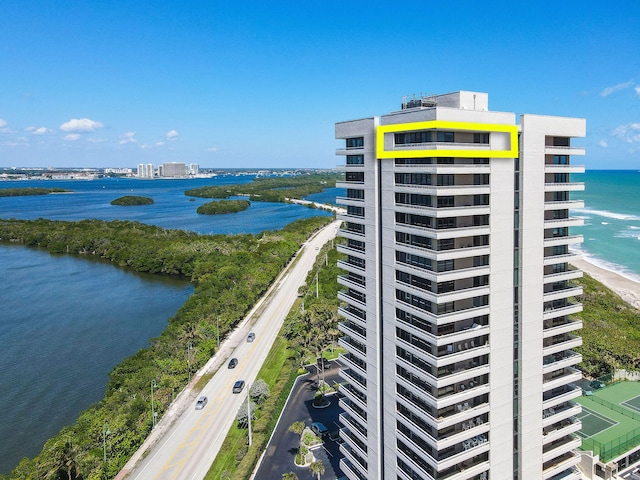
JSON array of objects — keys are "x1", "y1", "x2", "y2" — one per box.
[{"x1": 335, "y1": 91, "x2": 586, "y2": 480}]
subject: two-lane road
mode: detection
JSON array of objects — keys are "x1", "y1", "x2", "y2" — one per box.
[{"x1": 119, "y1": 219, "x2": 340, "y2": 480}]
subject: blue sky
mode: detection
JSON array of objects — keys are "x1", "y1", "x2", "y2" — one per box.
[{"x1": 1, "y1": 1, "x2": 639, "y2": 169}]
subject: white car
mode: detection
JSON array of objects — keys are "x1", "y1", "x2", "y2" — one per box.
[{"x1": 195, "y1": 396, "x2": 208, "y2": 410}]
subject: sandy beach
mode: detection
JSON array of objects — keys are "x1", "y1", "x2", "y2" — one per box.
[{"x1": 572, "y1": 258, "x2": 640, "y2": 310}]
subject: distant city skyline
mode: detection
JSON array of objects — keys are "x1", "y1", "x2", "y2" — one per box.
[{"x1": 1, "y1": 1, "x2": 639, "y2": 169}]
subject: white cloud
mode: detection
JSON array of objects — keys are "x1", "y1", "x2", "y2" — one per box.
[
  {"x1": 635, "y1": 86, "x2": 640, "y2": 97},
  {"x1": 598, "y1": 139, "x2": 608, "y2": 148},
  {"x1": 206, "y1": 147, "x2": 218, "y2": 152},
  {"x1": 26, "y1": 126, "x2": 53, "y2": 135},
  {"x1": 600, "y1": 80, "x2": 634, "y2": 97},
  {"x1": 165, "y1": 129, "x2": 179, "y2": 140},
  {"x1": 0, "y1": 119, "x2": 7, "y2": 128},
  {"x1": 155, "y1": 141, "x2": 165, "y2": 146},
  {"x1": 60, "y1": 118, "x2": 104, "y2": 133},
  {"x1": 139, "y1": 144, "x2": 153, "y2": 149},
  {"x1": 86, "y1": 138, "x2": 105, "y2": 143},
  {"x1": 64, "y1": 133, "x2": 81, "y2": 141},
  {"x1": 119, "y1": 131, "x2": 137, "y2": 145},
  {"x1": 612, "y1": 123, "x2": 640, "y2": 144}
]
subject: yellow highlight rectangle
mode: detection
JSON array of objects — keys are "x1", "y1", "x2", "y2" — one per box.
[{"x1": 376, "y1": 120, "x2": 518, "y2": 159}]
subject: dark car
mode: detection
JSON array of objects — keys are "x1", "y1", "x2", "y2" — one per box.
[
  {"x1": 195, "y1": 396, "x2": 208, "y2": 410},
  {"x1": 247, "y1": 332, "x2": 256, "y2": 342},
  {"x1": 233, "y1": 380, "x2": 245, "y2": 394},
  {"x1": 311, "y1": 421, "x2": 328, "y2": 437},
  {"x1": 228, "y1": 357, "x2": 238, "y2": 369}
]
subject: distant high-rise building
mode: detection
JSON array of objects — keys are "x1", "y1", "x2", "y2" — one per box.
[
  {"x1": 335, "y1": 91, "x2": 586, "y2": 480},
  {"x1": 160, "y1": 162, "x2": 188, "y2": 177},
  {"x1": 137, "y1": 163, "x2": 154, "y2": 178},
  {"x1": 189, "y1": 164, "x2": 199, "y2": 176}
]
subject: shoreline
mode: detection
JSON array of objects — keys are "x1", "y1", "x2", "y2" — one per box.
[{"x1": 572, "y1": 258, "x2": 640, "y2": 310}]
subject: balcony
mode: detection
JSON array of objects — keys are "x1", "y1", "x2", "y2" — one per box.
[
  {"x1": 336, "y1": 181, "x2": 364, "y2": 189},
  {"x1": 543, "y1": 234, "x2": 584, "y2": 248},
  {"x1": 542, "y1": 367, "x2": 582, "y2": 392},
  {"x1": 543, "y1": 317, "x2": 583, "y2": 338},
  {"x1": 338, "y1": 228, "x2": 365, "y2": 241},
  {"x1": 542, "y1": 435, "x2": 582, "y2": 463},
  {"x1": 542, "y1": 451, "x2": 581, "y2": 480},
  {"x1": 544, "y1": 182, "x2": 585, "y2": 192},
  {"x1": 339, "y1": 336, "x2": 367, "y2": 356},
  {"x1": 336, "y1": 196, "x2": 365, "y2": 207},
  {"x1": 393, "y1": 183, "x2": 491, "y2": 197},
  {"x1": 339, "y1": 353, "x2": 367, "y2": 375},
  {"x1": 543, "y1": 417, "x2": 582, "y2": 444},
  {"x1": 542, "y1": 401, "x2": 581, "y2": 428},
  {"x1": 338, "y1": 306, "x2": 366, "y2": 326},
  {"x1": 543, "y1": 302, "x2": 582, "y2": 321},
  {"x1": 340, "y1": 458, "x2": 367, "y2": 480},
  {"x1": 543, "y1": 252, "x2": 581, "y2": 267},
  {"x1": 543, "y1": 351, "x2": 582, "y2": 374},
  {"x1": 544, "y1": 163, "x2": 586, "y2": 173},
  {"x1": 337, "y1": 259, "x2": 365, "y2": 274},
  {"x1": 544, "y1": 145, "x2": 586, "y2": 156},
  {"x1": 339, "y1": 415, "x2": 368, "y2": 446},
  {"x1": 544, "y1": 217, "x2": 585, "y2": 229},
  {"x1": 544, "y1": 199, "x2": 585, "y2": 210},
  {"x1": 394, "y1": 203, "x2": 491, "y2": 219},
  {"x1": 341, "y1": 367, "x2": 367, "y2": 389},
  {"x1": 543, "y1": 285, "x2": 583, "y2": 302},
  {"x1": 543, "y1": 266, "x2": 583, "y2": 282},
  {"x1": 339, "y1": 443, "x2": 369, "y2": 478},
  {"x1": 543, "y1": 334, "x2": 582, "y2": 356},
  {"x1": 543, "y1": 384, "x2": 582, "y2": 410},
  {"x1": 339, "y1": 397, "x2": 367, "y2": 423},
  {"x1": 339, "y1": 293, "x2": 366, "y2": 312},
  {"x1": 340, "y1": 382, "x2": 367, "y2": 408}
]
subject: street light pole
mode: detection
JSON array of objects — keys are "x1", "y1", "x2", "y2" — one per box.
[
  {"x1": 217, "y1": 317, "x2": 220, "y2": 350},
  {"x1": 151, "y1": 380, "x2": 158, "y2": 429},
  {"x1": 247, "y1": 387, "x2": 252, "y2": 446},
  {"x1": 187, "y1": 342, "x2": 192, "y2": 383},
  {"x1": 102, "y1": 422, "x2": 111, "y2": 462}
]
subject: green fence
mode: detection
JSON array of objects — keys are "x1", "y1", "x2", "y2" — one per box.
[
  {"x1": 588, "y1": 395, "x2": 640, "y2": 421},
  {"x1": 582, "y1": 428, "x2": 640, "y2": 462}
]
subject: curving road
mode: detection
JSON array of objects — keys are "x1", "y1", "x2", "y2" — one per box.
[{"x1": 117, "y1": 219, "x2": 341, "y2": 480}]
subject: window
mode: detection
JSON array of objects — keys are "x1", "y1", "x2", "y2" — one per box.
[
  {"x1": 395, "y1": 131, "x2": 432, "y2": 145},
  {"x1": 395, "y1": 172, "x2": 432, "y2": 185},
  {"x1": 346, "y1": 172, "x2": 364, "y2": 183},
  {"x1": 553, "y1": 155, "x2": 568, "y2": 165},
  {"x1": 347, "y1": 189, "x2": 364, "y2": 200},
  {"x1": 436, "y1": 131, "x2": 455, "y2": 142},
  {"x1": 473, "y1": 132, "x2": 490, "y2": 144},
  {"x1": 347, "y1": 205, "x2": 365, "y2": 217},
  {"x1": 437, "y1": 196, "x2": 455, "y2": 208},
  {"x1": 346, "y1": 137, "x2": 364, "y2": 148},
  {"x1": 346, "y1": 155, "x2": 364, "y2": 165},
  {"x1": 437, "y1": 174, "x2": 455, "y2": 186},
  {"x1": 552, "y1": 137, "x2": 570, "y2": 147}
]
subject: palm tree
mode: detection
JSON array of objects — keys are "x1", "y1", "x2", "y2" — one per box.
[
  {"x1": 309, "y1": 459, "x2": 325, "y2": 480},
  {"x1": 282, "y1": 472, "x2": 299, "y2": 480}
]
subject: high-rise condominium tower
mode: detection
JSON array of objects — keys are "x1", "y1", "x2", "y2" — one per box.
[{"x1": 335, "y1": 91, "x2": 586, "y2": 480}]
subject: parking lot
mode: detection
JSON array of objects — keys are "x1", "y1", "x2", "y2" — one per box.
[{"x1": 254, "y1": 362, "x2": 345, "y2": 479}]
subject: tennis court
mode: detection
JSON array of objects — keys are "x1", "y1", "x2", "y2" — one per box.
[
  {"x1": 576, "y1": 406, "x2": 617, "y2": 438},
  {"x1": 622, "y1": 395, "x2": 640, "y2": 413},
  {"x1": 577, "y1": 381, "x2": 640, "y2": 462}
]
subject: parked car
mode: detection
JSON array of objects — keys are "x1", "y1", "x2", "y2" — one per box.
[
  {"x1": 195, "y1": 396, "x2": 208, "y2": 410},
  {"x1": 228, "y1": 357, "x2": 238, "y2": 369},
  {"x1": 247, "y1": 332, "x2": 256, "y2": 342},
  {"x1": 233, "y1": 380, "x2": 245, "y2": 394},
  {"x1": 311, "y1": 421, "x2": 328, "y2": 437}
]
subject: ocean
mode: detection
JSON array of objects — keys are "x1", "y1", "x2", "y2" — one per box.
[{"x1": 574, "y1": 170, "x2": 640, "y2": 283}]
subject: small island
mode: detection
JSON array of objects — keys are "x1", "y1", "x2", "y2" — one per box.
[
  {"x1": 196, "y1": 199, "x2": 250, "y2": 214},
  {"x1": 0, "y1": 187, "x2": 71, "y2": 197},
  {"x1": 110, "y1": 195, "x2": 154, "y2": 206}
]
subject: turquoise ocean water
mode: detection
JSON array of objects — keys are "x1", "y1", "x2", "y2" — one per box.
[{"x1": 575, "y1": 170, "x2": 640, "y2": 282}]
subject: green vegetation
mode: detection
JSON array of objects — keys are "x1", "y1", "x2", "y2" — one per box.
[
  {"x1": 205, "y1": 240, "x2": 344, "y2": 480},
  {"x1": 197, "y1": 199, "x2": 250, "y2": 215},
  {"x1": 0, "y1": 215, "x2": 332, "y2": 480},
  {"x1": 110, "y1": 195, "x2": 154, "y2": 206},
  {"x1": 576, "y1": 273, "x2": 640, "y2": 377},
  {"x1": 0, "y1": 187, "x2": 70, "y2": 197},
  {"x1": 185, "y1": 173, "x2": 340, "y2": 204}
]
